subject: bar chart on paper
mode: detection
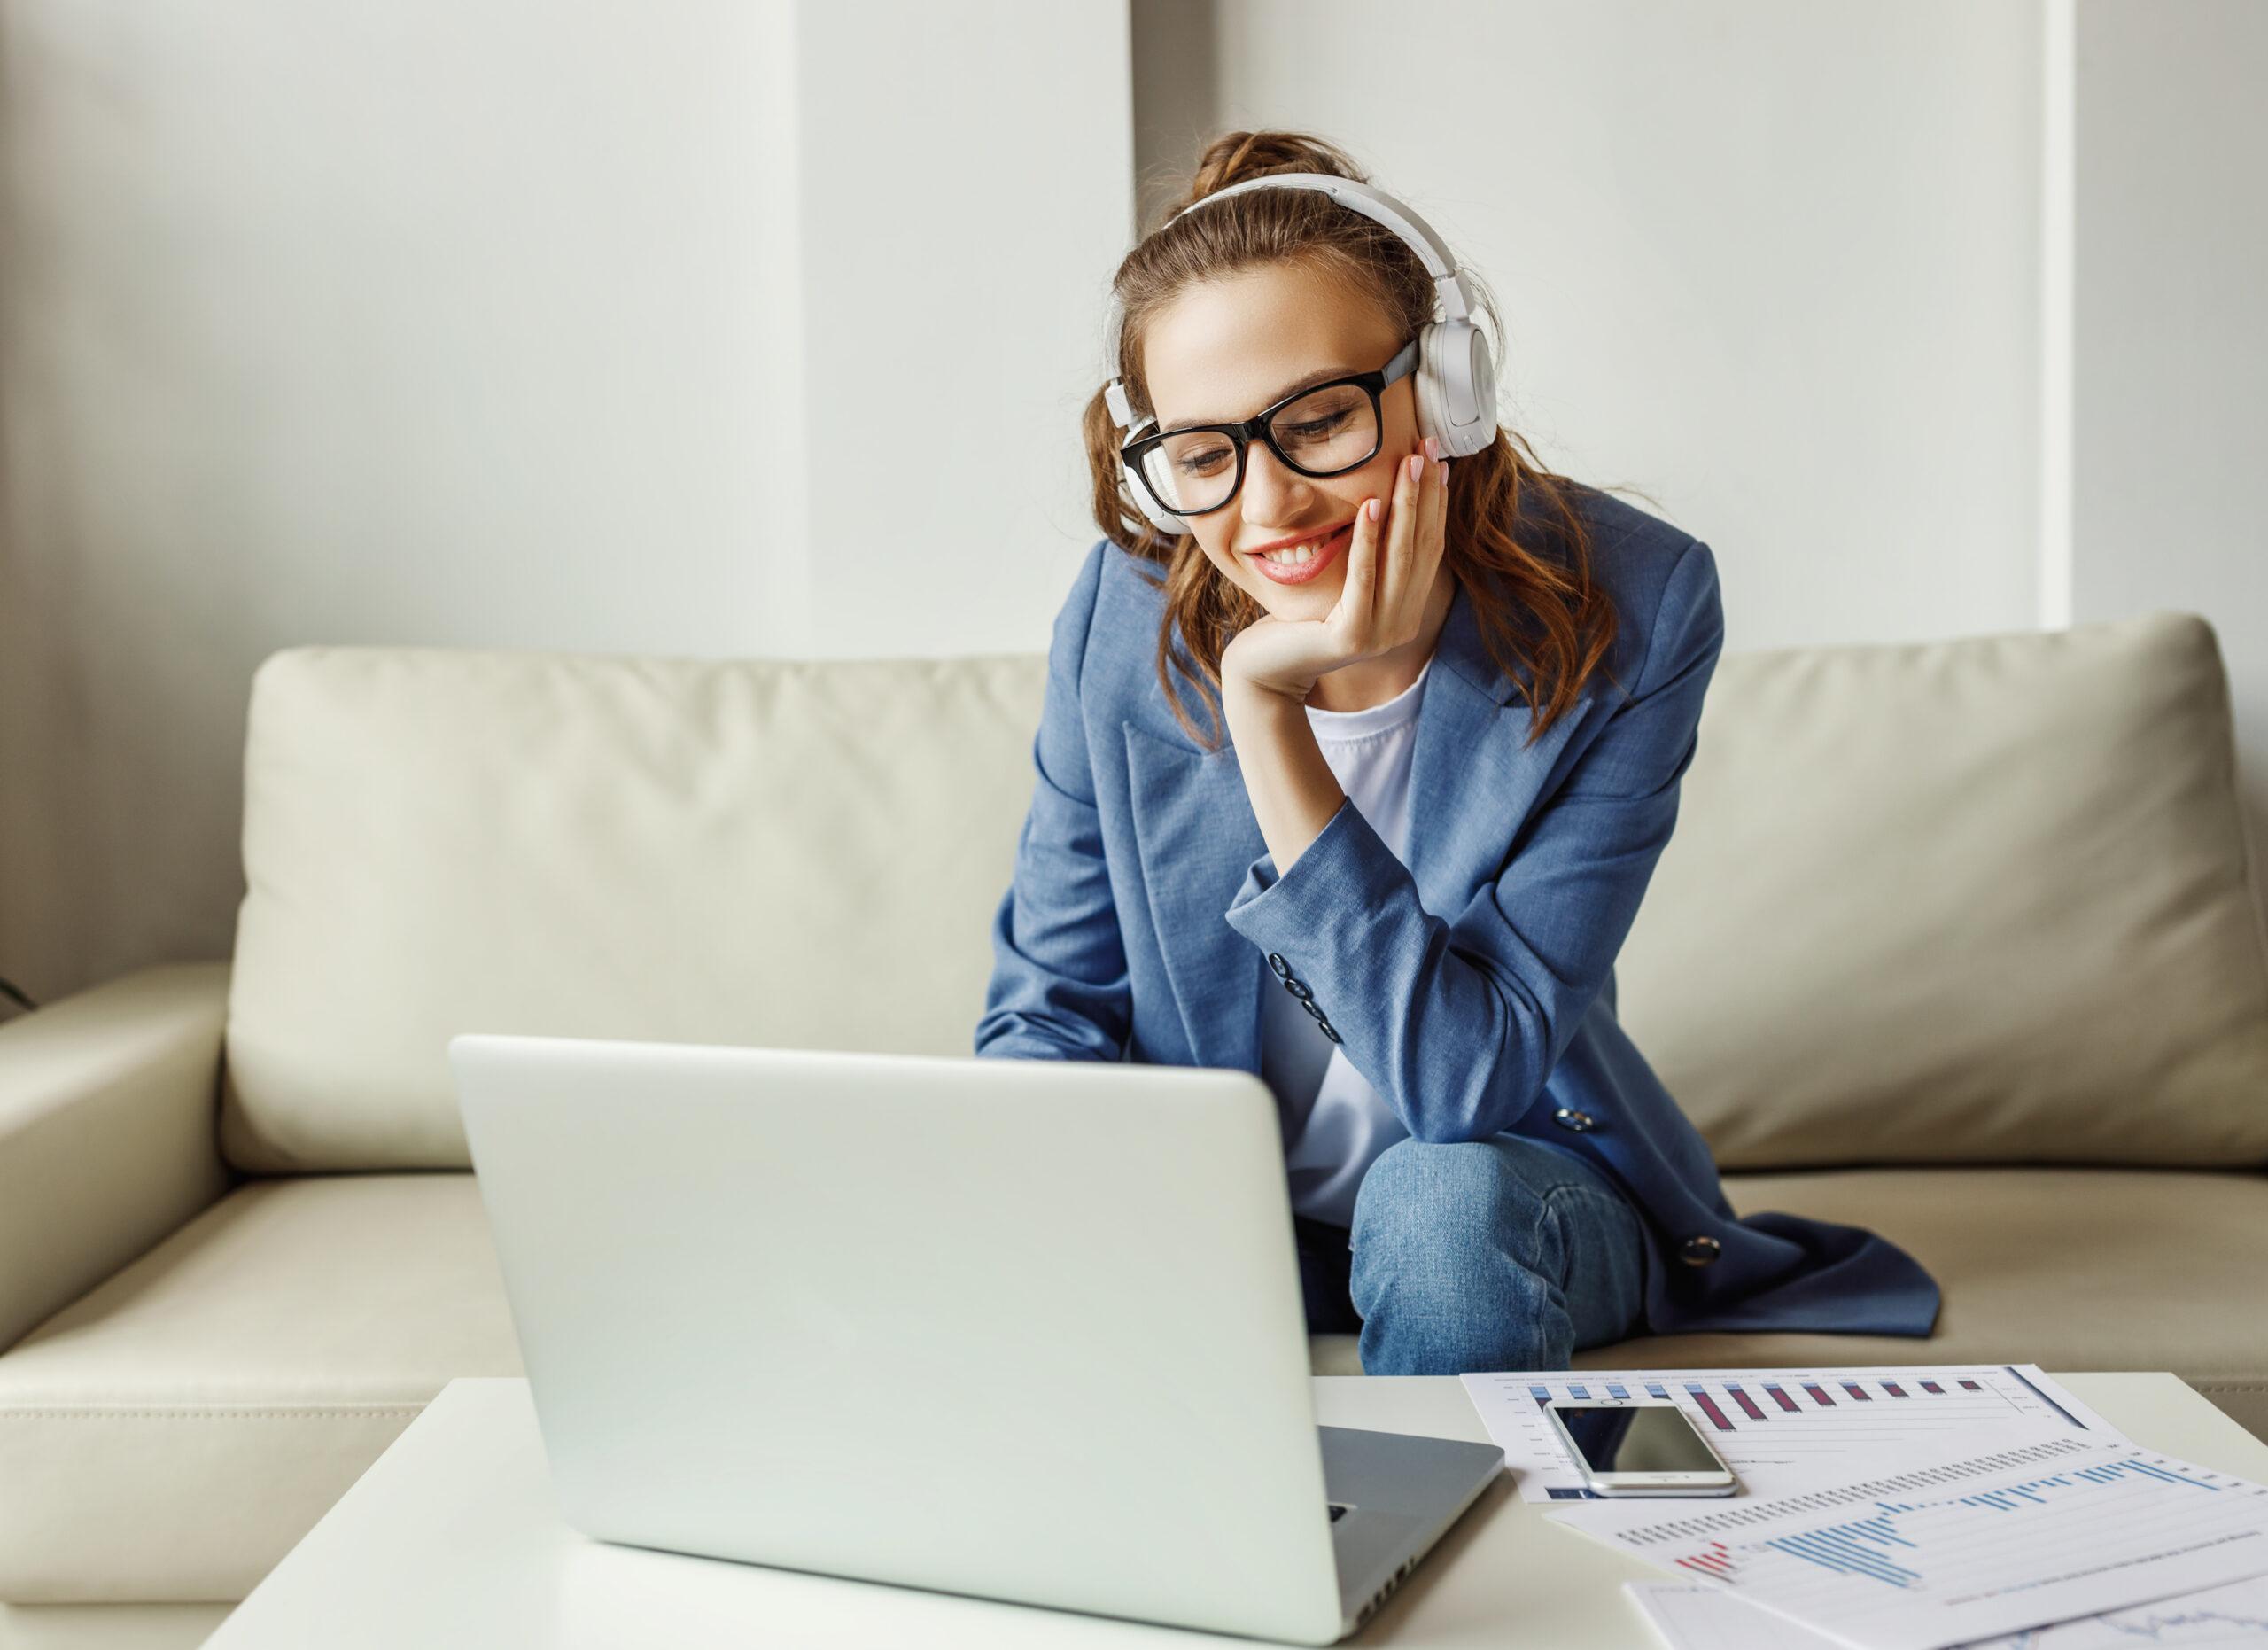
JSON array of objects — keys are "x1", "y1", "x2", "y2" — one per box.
[
  {"x1": 1461, "y1": 1363, "x2": 2122, "y2": 1502},
  {"x1": 1627, "y1": 1575, "x2": 2268, "y2": 1649},
  {"x1": 1554, "y1": 1436, "x2": 2268, "y2": 1650}
]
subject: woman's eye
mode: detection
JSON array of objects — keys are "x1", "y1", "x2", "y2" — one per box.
[
  {"x1": 1284, "y1": 414, "x2": 1350, "y2": 440},
  {"x1": 1175, "y1": 447, "x2": 1232, "y2": 474}
]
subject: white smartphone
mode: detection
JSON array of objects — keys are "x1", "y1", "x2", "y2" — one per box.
[{"x1": 1544, "y1": 1401, "x2": 1738, "y2": 1497}]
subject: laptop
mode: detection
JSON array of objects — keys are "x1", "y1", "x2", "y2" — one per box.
[{"x1": 448, "y1": 1033, "x2": 1505, "y2": 1644}]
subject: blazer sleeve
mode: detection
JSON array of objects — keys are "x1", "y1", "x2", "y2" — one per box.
[
  {"x1": 973, "y1": 541, "x2": 1134, "y2": 1062},
  {"x1": 1222, "y1": 540, "x2": 1726, "y2": 1140}
]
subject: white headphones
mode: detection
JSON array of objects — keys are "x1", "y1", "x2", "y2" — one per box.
[{"x1": 1102, "y1": 172, "x2": 1501, "y2": 537}]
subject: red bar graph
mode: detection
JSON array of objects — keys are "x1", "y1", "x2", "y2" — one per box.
[{"x1": 1674, "y1": 1540, "x2": 1736, "y2": 1578}]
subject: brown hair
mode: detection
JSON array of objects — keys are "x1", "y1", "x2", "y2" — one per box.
[{"x1": 1083, "y1": 130, "x2": 1630, "y2": 751}]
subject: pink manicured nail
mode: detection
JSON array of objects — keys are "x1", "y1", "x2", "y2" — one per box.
[
  {"x1": 1406, "y1": 454, "x2": 1425, "y2": 484},
  {"x1": 1364, "y1": 498, "x2": 1381, "y2": 523},
  {"x1": 1424, "y1": 435, "x2": 1441, "y2": 463}
]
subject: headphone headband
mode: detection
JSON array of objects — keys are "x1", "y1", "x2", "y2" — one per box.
[{"x1": 1102, "y1": 172, "x2": 1480, "y2": 431}]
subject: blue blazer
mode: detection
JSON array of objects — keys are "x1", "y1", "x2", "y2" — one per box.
[{"x1": 975, "y1": 486, "x2": 1940, "y2": 1340}]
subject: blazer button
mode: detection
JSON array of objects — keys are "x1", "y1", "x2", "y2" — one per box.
[
  {"x1": 1679, "y1": 1234, "x2": 1723, "y2": 1268},
  {"x1": 1301, "y1": 1000, "x2": 1328, "y2": 1023},
  {"x1": 1552, "y1": 1108, "x2": 1597, "y2": 1132},
  {"x1": 1318, "y1": 1020, "x2": 1342, "y2": 1044},
  {"x1": 1268, "y1": 953, "x2": 1292, "y2": 980},
  {"x1": 1283, "y1": 977, "x2": 1313, "y2": 1002}
]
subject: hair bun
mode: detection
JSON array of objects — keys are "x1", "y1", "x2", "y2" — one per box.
[{"x1": 1183, "y1": 129, "x2": 1367, "y2": 211}]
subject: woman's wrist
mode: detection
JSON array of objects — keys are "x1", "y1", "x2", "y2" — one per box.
[
  {"x1": 1222, "y1": 672, "x2": 1311, "y2": 724},
  {"x1": 1223, "y1": 676, "x2": 1344, "y2": 876}
]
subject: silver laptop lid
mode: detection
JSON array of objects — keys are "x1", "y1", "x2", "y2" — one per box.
[{"x1": 450, "y1": 1033, "x2": 1347, "y2": 1644}]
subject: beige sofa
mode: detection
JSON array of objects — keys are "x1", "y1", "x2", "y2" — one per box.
[{"x1": 4, "y1": 605, "x2": 2266, "y2": 1648}]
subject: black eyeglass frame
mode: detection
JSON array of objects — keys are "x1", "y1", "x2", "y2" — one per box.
[{"x1": 1120, "y1": 336, "x2": 1421, "y2": 519}]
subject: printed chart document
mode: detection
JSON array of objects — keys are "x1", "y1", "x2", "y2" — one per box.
[
  {"x1": 1461, "y1": 1364, "x2": 2124, "y2": 1503},
  {"x1": 1550, "y1": 1435, "x2": 2268, "y2": 1650},
  {"x1": 1626, "y1": 1574, "x2": 2268, "y2": 1649}
]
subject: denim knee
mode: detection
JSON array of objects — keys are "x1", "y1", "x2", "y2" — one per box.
[
  {"x1": 1351, "y1": 1138, "x2": 1557, "y2": 1272},
  {"x1": 1346, "y1": 1134, "x2": 1644, "y2": 1375}
]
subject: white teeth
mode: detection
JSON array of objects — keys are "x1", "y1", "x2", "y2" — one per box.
[{"x1": 1262, "y1": 529, "x2": 1342, "y2": 565}]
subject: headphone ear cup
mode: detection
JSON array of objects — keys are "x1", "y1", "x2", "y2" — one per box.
[
  {"x1": 1119, "y1": 455, "x2": 1189, "y2": 537},
  {"x1": 1143, "y1": 502, "x2": 1191, "y2": 537},
  {"x1": 1411, "y1": 321, "x2": 1448, "y2": 450},
  {"x1": 1415, "y1": 319, "x2": 1501, "y2": 459}
]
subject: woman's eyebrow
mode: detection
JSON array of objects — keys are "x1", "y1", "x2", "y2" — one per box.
[{"x1": 1160, "y1": 363, "x2": 1362, "y2": 434}]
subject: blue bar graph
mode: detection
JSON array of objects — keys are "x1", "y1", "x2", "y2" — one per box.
[
  {"x1": 1767, "y1": 1509, "x2": 1923, "y2": 1587},
  {"x1": 1606, "y1": 1441, "x2": 2268, "y2": 1650},
  {"x1": 1754, "y1": 1459, "x2": 2227, "y2": 1590}
]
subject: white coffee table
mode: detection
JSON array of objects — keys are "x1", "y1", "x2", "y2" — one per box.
[{"x1": 201, "y1": 1373, "x2": 2267, "y2": 1647}]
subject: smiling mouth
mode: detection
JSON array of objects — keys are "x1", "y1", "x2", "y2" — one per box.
[
  {"x1": 1247, "y1": 522, "x2": 1352, "y2": 584},
  {"x1": 1247, "y1": 520, "x2": 1354, "y2": 564}
]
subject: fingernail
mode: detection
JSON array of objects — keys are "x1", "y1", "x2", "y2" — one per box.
[
  {"x1": 1424, "y1": 435, "x2": 1441, "y2": 463},
  {"x1": 1436, "y1": 458, "x2": 1449, "y2": 483},
  {"x1": 1364, "y1": 498, "x2": 1381, "y2": 523},
  {"x1": 1406, "y1": 453, "x2": 1425, "y2": 484}
]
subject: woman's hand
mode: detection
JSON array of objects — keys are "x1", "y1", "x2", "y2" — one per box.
[{"x1": 1220, "y1": 435, "x2": 1450, "y2": 704}]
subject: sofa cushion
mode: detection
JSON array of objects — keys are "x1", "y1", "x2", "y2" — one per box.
[
  {"x1": 1615, "y1": 610, "x2": 2268, "y2": 1169},
  {"x1": 0, "y1": 1176, "x2": 523, "y2": 1604},
  {"x1": 4, "y1": 1166, "x2": 2263, "y2": 1603},
  {"x1": 223, "y1": 645, "x2": 1049, "y2": 1171}
]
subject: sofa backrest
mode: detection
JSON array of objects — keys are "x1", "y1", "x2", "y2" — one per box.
[
  {"x1": 221, "y1": 647, "x2": 1046, "y2": 1171},
  {"x1": 221, "y1": 610, "x2": 2268, "y2": 1174},
  {"x1": 1614, "y1": 607, "x2": 2268, "y2": 1169}
]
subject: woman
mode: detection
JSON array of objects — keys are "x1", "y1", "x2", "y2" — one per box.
[{"x1": 976, "y1": 129, "x2": 1938, "y2": 1376}]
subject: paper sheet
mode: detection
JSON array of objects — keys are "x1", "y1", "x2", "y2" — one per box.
[
  {"x1": 1627, "y1": 1575, "x2": 2268, "y2": 1649},
  {"x1": 1553, "y1": 1435, "x2": 2268, "y2": 1650},
  {"x1": 1460, "y1": 1363, "x2": 2124, "y2": 1504}
]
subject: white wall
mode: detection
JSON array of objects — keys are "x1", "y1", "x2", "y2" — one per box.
[
  {"x1": 2071, "y1": 0, "x2": 2268, "y2": 835},
  {"x1": 0, "y1": 0, "x2": 1131, "y2": 998},
  {"x1": 2, "y1": 0, "x2": 2263, "y2": 1003}
]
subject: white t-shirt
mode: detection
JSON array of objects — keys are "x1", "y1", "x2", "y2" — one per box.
[{"x1": 1258, "y1": 654, "x2": 1433, "y2": 1227}]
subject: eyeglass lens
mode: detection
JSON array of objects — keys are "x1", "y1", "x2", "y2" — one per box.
[{"x1": 1138, "y1": 382, "x2": 1379, "y2": 515}]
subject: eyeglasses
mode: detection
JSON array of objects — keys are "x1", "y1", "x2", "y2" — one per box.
[{"x1": 1121, "y1": 337, "x2": 1419, "y2": 518}]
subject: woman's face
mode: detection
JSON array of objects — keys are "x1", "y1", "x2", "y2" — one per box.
[{"x1": 1138, "y1": 261, "x2": 1421, "y2": 619}]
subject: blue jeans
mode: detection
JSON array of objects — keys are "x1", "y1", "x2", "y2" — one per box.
[{"x1": 1294, "y1": 1135, "x2": 1648, "y2": 1375}]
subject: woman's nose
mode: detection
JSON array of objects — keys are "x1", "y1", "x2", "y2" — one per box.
[{"x1": 1239, "y1": 442, "x2": 1313, "y2": 518}]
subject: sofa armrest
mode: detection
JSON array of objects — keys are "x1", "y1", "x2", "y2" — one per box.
[{"x1": 0, "y1": 961, "x2": 234, "y2": 1353}]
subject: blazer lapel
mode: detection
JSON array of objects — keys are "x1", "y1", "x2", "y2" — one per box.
[
  {"x1": 1402, "y1": 590, "x2": 1590, "y2": 916},
  {"x1": 1122, "y1": 573, "x2": 1586, "y2": 1077},
  {"x1": 1124, "y1": 725, "x2": 1269, "y2": 1071}
]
